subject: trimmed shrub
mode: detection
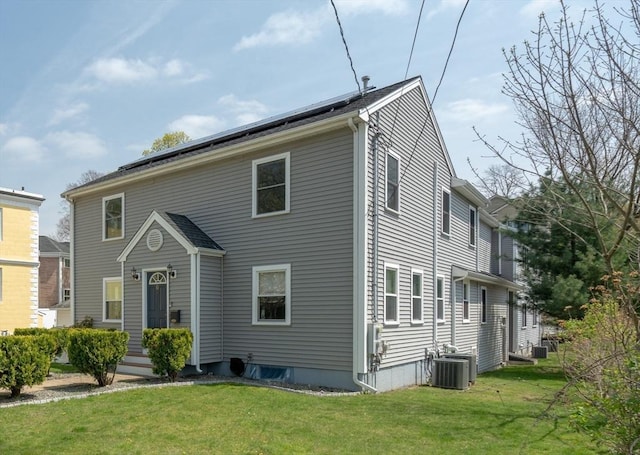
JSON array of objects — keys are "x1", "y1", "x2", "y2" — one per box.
[
  {"x1": 142, "y1": 328, "x2": 193, "y2": 382},
  {"x1": 0, "y1": 336, "x2": 51, "y2": 397},
  {"x1": 68, "y1": 329, "x2": 129, "y2": 386},
  {"x1": 14, "y1": 328, "x2": 70, "y2": 362}
]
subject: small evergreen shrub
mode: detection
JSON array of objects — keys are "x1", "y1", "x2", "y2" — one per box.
[
  {"x1": 68, "y1": 329, "x2": 129, "y2": 386},
  {"x1": 14, "y1": 327, "x2": 70, "y2": 361},
  {"x1": 73, "y1": 316, "x2": 94, "y2": 328},
  {"x1": 142, "y1": 328, "x2": 193, "y2": 382},
  {"x1": 0, "y1": 336, "x2": 51, "y2": 397}
]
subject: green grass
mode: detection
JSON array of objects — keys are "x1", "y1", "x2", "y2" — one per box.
[
  {"x1": 0, "y1": 357, "x2": 601, "y2": 454},
  {"x1": 49, "y1": 362, "x2": 79, "y2": 374}
]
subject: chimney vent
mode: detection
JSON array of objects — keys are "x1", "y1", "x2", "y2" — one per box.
[{"x1": 361, "y1": 75, "x2": 370, "y2": 92}]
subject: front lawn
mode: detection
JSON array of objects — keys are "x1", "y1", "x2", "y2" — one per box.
[{"x1": 0, "y1": 357, "x2": 600, "y2": 454}]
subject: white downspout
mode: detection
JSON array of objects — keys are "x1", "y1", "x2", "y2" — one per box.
[
  {"x1": 348, "y1": 116, "x2": 377, "y2": 394},
  {"x1": 433, "y1": 163, "x2": 438, "y2": 347},
  {"x1": 68, "y1": 199, "x2": 75, "y2": 324},
  {"x1": 190, "y1": 253, "x2": 202, "y2": 373}
]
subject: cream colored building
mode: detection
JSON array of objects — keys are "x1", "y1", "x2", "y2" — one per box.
[{"x1": 0, "y1": 187, "x2": 45, "y2": 334}]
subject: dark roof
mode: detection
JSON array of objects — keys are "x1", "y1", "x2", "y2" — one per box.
[
  {"x1": 39, "y1": 236, "x2": 70, "y2": 254},
  {"x1": 160, "y1": 212, "x2": 224, "y2": 252},
  {"x1": 68, "y1": 77, "x2": 419, "y2": 193}
]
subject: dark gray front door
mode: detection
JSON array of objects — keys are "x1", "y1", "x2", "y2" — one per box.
[{"x1": 147, "y1": 271, "x2": 167, "y2": 328}]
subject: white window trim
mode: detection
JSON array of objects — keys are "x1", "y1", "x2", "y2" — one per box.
[
  {"x1": 385, "y1": 151, "x2": 401, "y2": 214},
  {"x1": 252, "y1": 264, "x2": 291, "y2": 326},
  {"x1": 63, "y1": 288, "x2": 71, "y2": 301},
  {"x1": 532, "y1": 308, "x2": 538, "y2": 327},
  {"x1": 102, "y1": 193, "x2": 125, "y2": 241},
  {"x1": 411, "y1": 268, "x2": 423, "y2": 324},
  {"x1": 63, "y1": 257, "x2": 71, "y2": 268},
  {"x1": 436, "y1": 275, "x2": 445, "y2": 323},
  {"x1": 252, "y1": 152, "x2": 290, "y2": 218},
  {"x1": 103, "y1": 277, "x2": 122, "y2": 322},
  {"x1": 384, "y1": 263, "x2": 400, "y2": 325},
  {"x1": 441, "y1": 187, "x2": 451, "y2": 236},
  {"x1": 462, "y1": 281, "x2": 471, "y2": 323},
  {"x1": 469, "y1": 205, "x2": 477, "y2": 247},
  {"x1": 521, "y1": 303, "x2": 528, "y2": 328},
  {"x1": 480, "y1": 286, "x2": 488, "y2": 324}
]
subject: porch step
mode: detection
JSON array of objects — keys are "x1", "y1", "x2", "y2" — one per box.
[
  {"x1": 508, "y1": 353, "x2": 538, "y2": 365},
  {"x1": 118, "y1": 353, "x2": 156, "y2": 377}
]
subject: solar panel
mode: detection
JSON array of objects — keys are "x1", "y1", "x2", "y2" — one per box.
[{"x1": 121, "y1": 88, "x2": 364, "y2": 171}]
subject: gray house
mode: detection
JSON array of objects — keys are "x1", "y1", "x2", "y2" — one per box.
[{"x1": 64, "y1": 76, "x2": 523, "y2": 391}]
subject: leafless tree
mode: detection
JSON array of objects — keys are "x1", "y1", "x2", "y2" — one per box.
[{"x1": 56, "y1": 170, "x2": 103, "y2": 241}]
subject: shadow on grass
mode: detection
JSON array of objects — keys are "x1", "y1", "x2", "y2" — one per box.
[{"x1": 481, "y1": 362, "x2": 567, "y2": 382}]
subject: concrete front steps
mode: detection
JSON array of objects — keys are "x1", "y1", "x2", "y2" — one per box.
[{"x1": 118, "y1": 352, "x2": 155, "y2": 376}]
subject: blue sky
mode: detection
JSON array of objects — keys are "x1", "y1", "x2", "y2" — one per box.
[{"x1": 0, "y1": 0, "x2": 565, "y2": 236}]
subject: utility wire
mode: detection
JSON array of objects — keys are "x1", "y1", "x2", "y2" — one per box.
[
  {"x1": 330, "y1": 0, "x2": 362, "y2": 95},
  {"x1": 404, "y1": 0, "x2": 426, "y2": 80}
]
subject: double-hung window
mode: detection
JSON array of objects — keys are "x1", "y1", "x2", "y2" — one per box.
[
  {"x1": 469, "y1": 205, "x2": 477, "y2": 246},
  {"x1": 63, "y1": 289, "x2": 71, "y2": 302},
  {"x1": 532, "y1": 308, "x2": 538, "y2": 327},
  {"x1": 436, "y1": 275, "x2": 445, "y2": 322},
  {"x1": 442, "y1": 189, "x2": 451, "y2": 235},
  {"x1": 384, "y1": 264, "x2": 399, "y2": 324},
  {"x1": 103, "y1": 193, "x2": 124, "y2": 240},
  {"x1": 253, "y1": 264, "x2": 291, "y2": 325},
  {"x1": 480, "y1": 286, "x2": 487, "y2": 324},
  {"x1": 252, "y1": 153, "x2": 290, "y2": 217},
  {"x1": 63, "y1": 257, "x2": 71, "y2": 268},
  {"x1": 521, "y1": 303, "x2": 527, "y2": 328},
  {"x1": 386, "y1": 152, "x2": 400, "y2": 212},
  {"x1": 103, "y1": 278, "x2": 122, "y2": 322},
  {"x1": 463, "y1": 282, "x2": 470, "y2": 322},
  {"x1": 411, "y1": 269, "x2": 423, "y2": 323}
]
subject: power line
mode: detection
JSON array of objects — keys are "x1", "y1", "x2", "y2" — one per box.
[
  {"x1": 330, "y1": 0, "x2": 362, "y2": 95},
  {"x1": 404, "y1": 0, "x2": 426, "y2": 80}
]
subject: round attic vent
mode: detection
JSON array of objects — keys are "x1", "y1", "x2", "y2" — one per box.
[{"x1": 146, "y1": 229, "x2": 163, "y2": 252}]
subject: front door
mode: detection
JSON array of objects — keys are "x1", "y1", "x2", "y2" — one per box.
[{"x1": 147, "y1": 271, "x2": 167, "y2": 328}]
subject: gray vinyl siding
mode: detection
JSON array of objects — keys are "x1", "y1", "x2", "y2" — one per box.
[
  {"x1": 501, "y1": 235, "x2": 516, "y2": 281},
  {"x1": 452, "y1": 280, "x2": 478, "y2": 353},
  {"x1": 73, "y1": 127, "x2": 355, "y2": 372},
  {"x1": 478, "y1": 221, "x2": 492, "y2": 273},
  {"x1": 366, "y1": 87, "x2": 443, "y2": 367},
  {"x1": 478, "y1": 285, "x2": 508, "y2": 372},
  {"x1": 200, "y1": 256, "x2": 222, "y2": 363},
  {"x1": 122, "y1": 221, "x2": 191, "y2": 352},
  {"x1": 491, "y1": 230, "x2": 500, "y2": 275}
]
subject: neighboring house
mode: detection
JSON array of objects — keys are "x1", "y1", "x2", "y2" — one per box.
[
  {"x1": 0, "y1": 187, "x2": 45, "y2": 334},
  {"x1": 64, "y1": 77, "x2": 523, "y2": 391},
  {"x1": 489, "y1": 195, "x2": 542, "y2": 356},
  {"x1": 39, "y1": 236, "x2": 71, "y2": 327}
]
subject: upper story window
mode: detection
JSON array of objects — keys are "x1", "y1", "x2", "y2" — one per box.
[
  {"x1": 63, "y1": 257, "x2": 71, "y2": 268},
  {"x1": 463, "y1": 282, "x2": 470, "y2": 322},
  {"x1": 103, "y1": 193, "x2": 124, "y2": 241},
  {"x1": 521, "y1": 303, "x2": 528, "y2": 328},
  {"x1": 442, "y1": 189, "x2": 451, "y2": 236},
  {"x1": 103, "y1": 277, "x2": 122, "y2": 322},
  {"x1": 436, "y1": 275, "x2": 445, "y2": 322},
  {"x1": 411, "y1": 269, "x2": 423, "y2": 323},
  {"x1": 252, "y1": 153, "x2": 290, "y2": 217},
  {"x1": 386, "y1": 152, "x2": 400, "y2": 213},
  {"x1": 384, "y1": 263, "x2": 399, "y2": 324},
  {"x1": 469, "y1": 205, "x2": 477, "y2": 247},
  {"x1": 252, "y1": 264, "x2": 291, "y2": 325},
  {"x1": 532, "y1": 308, "x2": 538, "y2": 327}
]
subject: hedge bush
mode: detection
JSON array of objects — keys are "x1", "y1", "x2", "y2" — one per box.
[
  {"x1": 0, "y1": 336, "x2": 51, "y2": 397},
  {"x1": 68, "y1": 329, "x2": 129, "y2": 386},
  {"x1": 142, "y1": 328, "x2": 193, "y2": 382},
  {"x1": 14, "y1": 327, "x2": 70, "y2": 361}
]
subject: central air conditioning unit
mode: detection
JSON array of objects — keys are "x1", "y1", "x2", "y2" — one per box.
[
  {"x1": 432, "y1": 358, "x2": 469, "y2": 390},
  {"x1": 532, "y1": 346, "x2": 548, "y2": 359},
  {"x1": 443, "y1": 353, "x2": 477, "y2": 384}
]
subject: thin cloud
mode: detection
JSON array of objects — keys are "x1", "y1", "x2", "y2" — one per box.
[
  {"x1": 168, "y1": 115, "x2": 226, "y2": 139},
  {"x1": 519, "y1": 0, "x2": 560, "y2": 18},
  {"x1": 85, "y1": 58, "x2": 158, "y2": 84},
  {"x1": 218, "y1": 94, "x2": 269, "y2": 125},
  {"x1": 1, "y1": 136, "x2": 47, "y2": 163},
  {"x1": 48, "y1": 102, "x2": 90, "y2": 126},
  {"x1": 334, "y1": 0, "x2": 409, "y2": 16},
  {"x1": 427, "y1": 0, "x2": 468, "y2": 20},
  {"x1": 45, "y1": 131, "x2": 108, "y2": 159},
  {"x1": 442, "y1": 98, "x2": 509, "y2": 122},
  {"x1": 234, "y1": 9, "x2": 326, "y2": 51}
]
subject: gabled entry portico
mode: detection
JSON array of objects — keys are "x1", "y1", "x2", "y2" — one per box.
[{"x1": 116, "y1": 210, "x2": 226, "y2": 371}]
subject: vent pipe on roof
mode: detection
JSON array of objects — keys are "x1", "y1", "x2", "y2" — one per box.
[{"x1": 362, "y1": 75, "x2": 370, "y2": 93}]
